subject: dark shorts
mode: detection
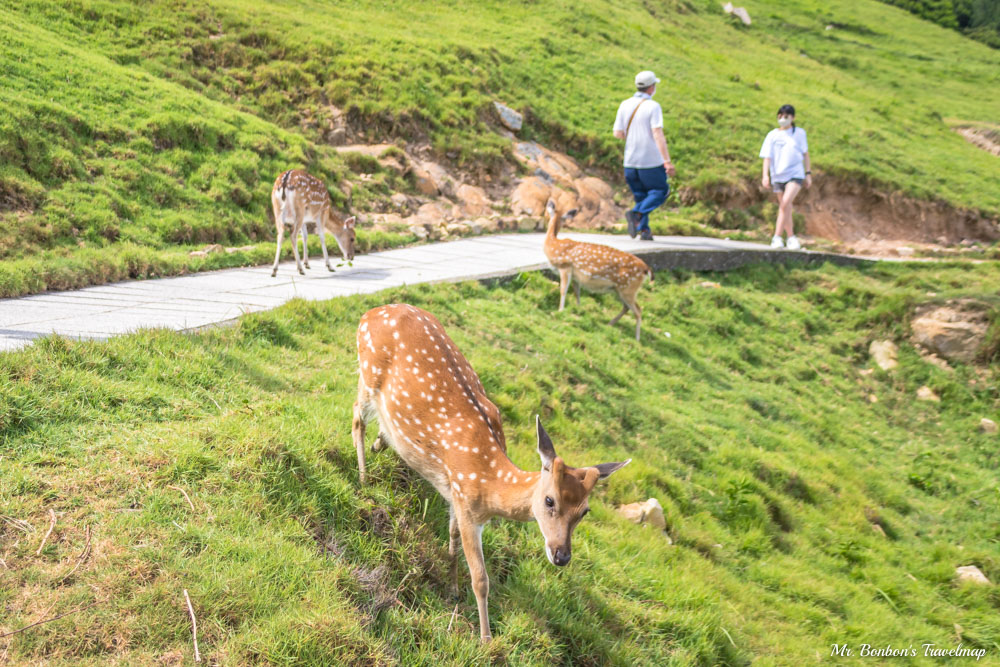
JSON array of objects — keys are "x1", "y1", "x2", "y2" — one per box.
[{"x1": 772, "y1": 178, "x2": 804, "y2": 193}]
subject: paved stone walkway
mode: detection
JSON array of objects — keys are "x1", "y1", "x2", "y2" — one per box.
[{"x1": 0, "y1": 233, "x2": 852, "y2": 352}]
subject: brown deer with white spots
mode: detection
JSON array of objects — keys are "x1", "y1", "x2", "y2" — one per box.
[
  {"x1": 542, "y1": 199, "x2": 653, "y2": 341},
  {"x1": 270, "y1": 169, "x2": 356, "y2": 277},
  {"x1": 352, "y1": 304, "x2": 630, "y2": 641}
]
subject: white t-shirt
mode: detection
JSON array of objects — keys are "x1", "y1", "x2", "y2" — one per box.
[
  {"x1": 759, "y1": 128, "x2": 808, "y2": 182},
  {"x1": 613, "y1": 93, "x2": 665, "y2": 169}
]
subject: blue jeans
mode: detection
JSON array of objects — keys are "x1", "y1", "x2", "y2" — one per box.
[{"x1": 624, "y1": 166, "x2": 670, "y2": 232}]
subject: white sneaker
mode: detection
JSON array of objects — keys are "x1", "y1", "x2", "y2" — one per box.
[
  {"x1": 786, "y1": 236, "x2": 801, "y2": 250},
  {"x1": 770, "y1": 235, "x2": 784, "y2": 248}
]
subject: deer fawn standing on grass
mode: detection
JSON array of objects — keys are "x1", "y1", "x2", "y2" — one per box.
[
  {"x1": 270, "y1": 169, "x2": 356, "y2": 277},
  {"x1": 352, "y1": 304, "x2": 629, "y2": 641},
  {"x1": 542, "y1": 199, "x2": 654, "y2": 341}
]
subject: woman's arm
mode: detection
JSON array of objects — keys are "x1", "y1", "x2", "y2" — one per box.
[
  {"x1": 802, "y1": 152, "x2": 811, "y2": 189},
  {"x1": 762, "y1": 158, "x2": 771, "y2": 188}
]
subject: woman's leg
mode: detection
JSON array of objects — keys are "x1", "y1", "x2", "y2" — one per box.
[{"x1": 778, "y1": 181, "x2": 803, "y2": 237}]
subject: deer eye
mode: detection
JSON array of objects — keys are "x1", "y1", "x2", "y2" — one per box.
[{"x1": 544, "y1": 496, "x2": 554, "y2": 508}]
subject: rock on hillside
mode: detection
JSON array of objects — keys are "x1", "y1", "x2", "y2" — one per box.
[
  {"x1": 358, "y1": 137, "x2": 623, "y2": 238},
  {"x1": 911, "y1": 300, "x2": 990, "y2": 364}
]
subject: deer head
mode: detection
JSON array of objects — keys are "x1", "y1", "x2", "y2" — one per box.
[
  {"x1": 327, "y1": 210, "x2": 357, "y2": 260},
  {"x1": 532, "y1": 416, "x2": 629, "y2": 566},
  {"x1": 545, "y1": 198, "x2": 577, "y2": 236}
]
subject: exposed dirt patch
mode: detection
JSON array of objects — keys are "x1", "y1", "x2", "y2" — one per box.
[
  {"x1": 956, "y1": 126, "x2": 1000, "y2": 157},
  {"x1": 682, "y1": 174, "x2": 1000, "y2": 251}
]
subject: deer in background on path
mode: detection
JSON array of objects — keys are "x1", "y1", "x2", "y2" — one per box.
[
  {"x1": 270, "y1": 169, "x2": 356, "y2": 277},
  {"x1": 352, "y1": 303, "x2": 630, "y2": 641},
  {"x1": 542, "y1": 198, "x2": 654, "y2": 341}
]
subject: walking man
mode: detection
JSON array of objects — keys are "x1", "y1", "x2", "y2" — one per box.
[{"x1": 613, "y1": 70, "x2": 676, "y2": 240}]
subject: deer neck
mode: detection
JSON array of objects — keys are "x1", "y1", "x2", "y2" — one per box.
[
  {"x1": 480, "y1": 458, "x2": 539, "y2": 522},
  {"x1": 545, "y1": 215, "x2": 561, "y2": 241}
]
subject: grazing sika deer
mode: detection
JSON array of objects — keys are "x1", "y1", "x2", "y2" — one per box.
[
  {"x1": 352, "y1": 304, "x2": 629, "y2": 641},
  {"x1": 542, "y1": 199, "x2": 653, "y2": 341},
  {"x1": 270, "y1": 169, "x2": 356, "y2": 277}
]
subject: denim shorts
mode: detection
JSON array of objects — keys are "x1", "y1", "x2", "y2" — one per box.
[{"x1": 772, "y1": 178, "x2": 804, "y2": 193}]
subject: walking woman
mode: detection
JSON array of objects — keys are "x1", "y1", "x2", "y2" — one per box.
[{"x1": 759, "y1": 104, "x2": 811, "y2": 249}]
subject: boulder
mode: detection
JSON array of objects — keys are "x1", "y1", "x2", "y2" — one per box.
[
  {"x1": 510, "y1": 176, "x2": 552, "y2": 217},
  {"x1": 955, "y1": 565, "x2": 991, "y2": 586},
  {"x1": 411, "y1": 165, "x2": 439, "y2": 196},
  {"x1": 390, "y1": 192, "x2": 413, "y2": 211},
  {"x1": 618, "y1": 498, "x2": 667, "y2": 530},
  {"x1": 911, "y1": 300, "x2": 989, "y2": 364},
  {"x1": 869, "y1": 340, "x2": 899, "y2": 371},
  {"x1": 418, "y1": 161, "x2": 456, "y2": 198},
  {"x1": 445, "y1": 222, "x2": 470, "y2": 236},
  {"x1": 512, "y1": 141, "x2": 580, "y2": 187},
  {"x1": 916, "y1": 385, "x2": 940, "y2": 402},
  {"x1": 453, "y1": 184, "x2": 492, "y2": 219},
  {"x1": 723, "y1": 2, "x2": 751, "y2": 25},
  {"x1": 980, "y1": 418, "x2": 998, "y2": 434},
  {"x1": 493, "y1": 101, "x2": 523, "y2": 132},
  {"x1": 408, "y1": 225, "x2": 429, "y2": 240},
  {"x1": 411, "y1": 201, "x2": 451, "y2": 227}
]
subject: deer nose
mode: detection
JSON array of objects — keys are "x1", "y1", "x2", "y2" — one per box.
[{"x1": 553, "y1": 547, "x2": 571, "y2": 567}]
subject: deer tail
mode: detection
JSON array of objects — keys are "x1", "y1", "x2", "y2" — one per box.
[{"x1": 280, "y1": 170, "x2": 292, "y2": 201}]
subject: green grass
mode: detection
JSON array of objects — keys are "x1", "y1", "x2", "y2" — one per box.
[
  {"x1": 2, "y1": 261, "x2": 999, "y2": 664},
  {"x1": 1, "y1": 0, "x2": 998, "y2": 297}
]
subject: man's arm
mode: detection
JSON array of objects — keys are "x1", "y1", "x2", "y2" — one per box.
[
  {"x1": 652, "y1": 127, "x2": 675, "y2": 177},
  {"x1": 613, "y1": 129, "x2": 625, "y2": 140}
]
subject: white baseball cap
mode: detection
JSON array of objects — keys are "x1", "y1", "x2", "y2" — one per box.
[{"x1": 635, "y1": 70, "x2": 660, "y2": 88}]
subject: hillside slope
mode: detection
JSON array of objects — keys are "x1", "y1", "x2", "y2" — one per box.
[
  {"x1": 1, "y1": 0, "x2": 998, "y2": 295},
  {"x1": 1, "y1": 262, "x2": 999, "y2": 664}
]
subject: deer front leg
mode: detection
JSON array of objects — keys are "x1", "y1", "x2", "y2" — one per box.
[
  {"x1": 558, "y1": 268, "x2": 571, "y2": 312},
  {"x1": 448, "y1": 506, "x2": 461, "y2": 599},
  {"x1": 300, "y1": 225, "x2": 310, "y2": 269},
  {"x1": 317, "y1": 221, "x2": 333, "y2": 271},
  {"x1": 458, "y1": 518, "x2": 491, "y2": 641},
  {"x1": 271, "y1": 225, "x2": 284, "y2": 277},
  {"x1": 352, "y1": 378, "x2": 368, "y2": 484}
]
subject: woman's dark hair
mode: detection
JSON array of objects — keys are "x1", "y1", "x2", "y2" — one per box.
[{"x1": 777, "y1": 104, "x2": 796, "y2": 133}]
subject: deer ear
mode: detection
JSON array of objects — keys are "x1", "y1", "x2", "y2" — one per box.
[
  {"x1": 344, "y1": 216, "x2": 357, "y2": 229},
  {"x1": 545, "y1": 199, "x2": 556, "y2": 216},
  {"x1": 593, "y1": 459, "x2": 631, "y2": 480},
  {"x1": 563, "y1": 208, "x2": 578, "y2": 221},
  {"x1": 536, "y1": 415, "x2": 557, "y2": 470}
]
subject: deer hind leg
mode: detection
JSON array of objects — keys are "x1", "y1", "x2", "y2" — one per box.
[
  {"x1": 300, "y1": 225, "x2": 310, "y2": 269},
  {"x1": 458, "y1": 517, "x2": 491, "y2": 641},
  {"x1": 317, "y1": 220, "x2": 333, "y2": 271},
  {"x1": 290, "y1": 221, "x2": 305, "y2": 275},
  {"x1": 271, "y1": 224, "x2": 284, "y2": 278},
  {"x1": 558, "y1": 267, "x2": 572, "y2": 312},
  {"x1": 575, "y1": 278, "x2": 581, "y2": 306},
  {"x1": 352, "y1": 375, "x2": 372, "y2": 484},
  {"x1": 448, "y1": 506, "x2": 461, "y2": 598}
]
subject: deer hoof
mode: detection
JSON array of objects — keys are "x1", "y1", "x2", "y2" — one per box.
[{"x1": 480, "y1": 634, "x2": 493, "y2": 643}]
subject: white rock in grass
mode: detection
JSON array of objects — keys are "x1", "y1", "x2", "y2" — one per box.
[
  {"x1": 618, "y1": 498, "x2": 666, "y2": 530},
  {"x1": 980, "y1": 418, "x2": 998, "y2": 434},
  {"x1": 869, "y1": 340, "x2": 898, "y2": 371},
  {"x1": 955, "y1": 565, "x2": 991, "y2": 586},
  {"x1": 916, "y1": 385, "x2": 940, "y2": 402},
  {"x1": 493, "y1": 101, "x2": 523, "y2": 132}
]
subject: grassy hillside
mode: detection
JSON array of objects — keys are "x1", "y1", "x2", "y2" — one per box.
[
  {"x1": 1, "y1": 0, "x2": 998, "y2": 297},
  {"x1": 2, "y1": 261, "x2": 998, "y2": 664}
]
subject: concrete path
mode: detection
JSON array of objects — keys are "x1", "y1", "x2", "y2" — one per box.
[{"x1": 0, "y1": 233, "x2": 863, "y2": 352}]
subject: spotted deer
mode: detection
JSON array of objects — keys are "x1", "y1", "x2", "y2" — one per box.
[
  {"x1": 352, "y1": 304, "x2": 630, "y2": 641},
  {"x1": 270, "y1": 169, "x2": 356, "y2": 277},
  {"x1": 542, "y1": 199, "x2": 653, "y2": 341}
]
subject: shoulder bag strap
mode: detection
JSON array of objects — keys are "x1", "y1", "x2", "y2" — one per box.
[{"x1": 625, "y1": 99, "x2": 647, "y2": 138}]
